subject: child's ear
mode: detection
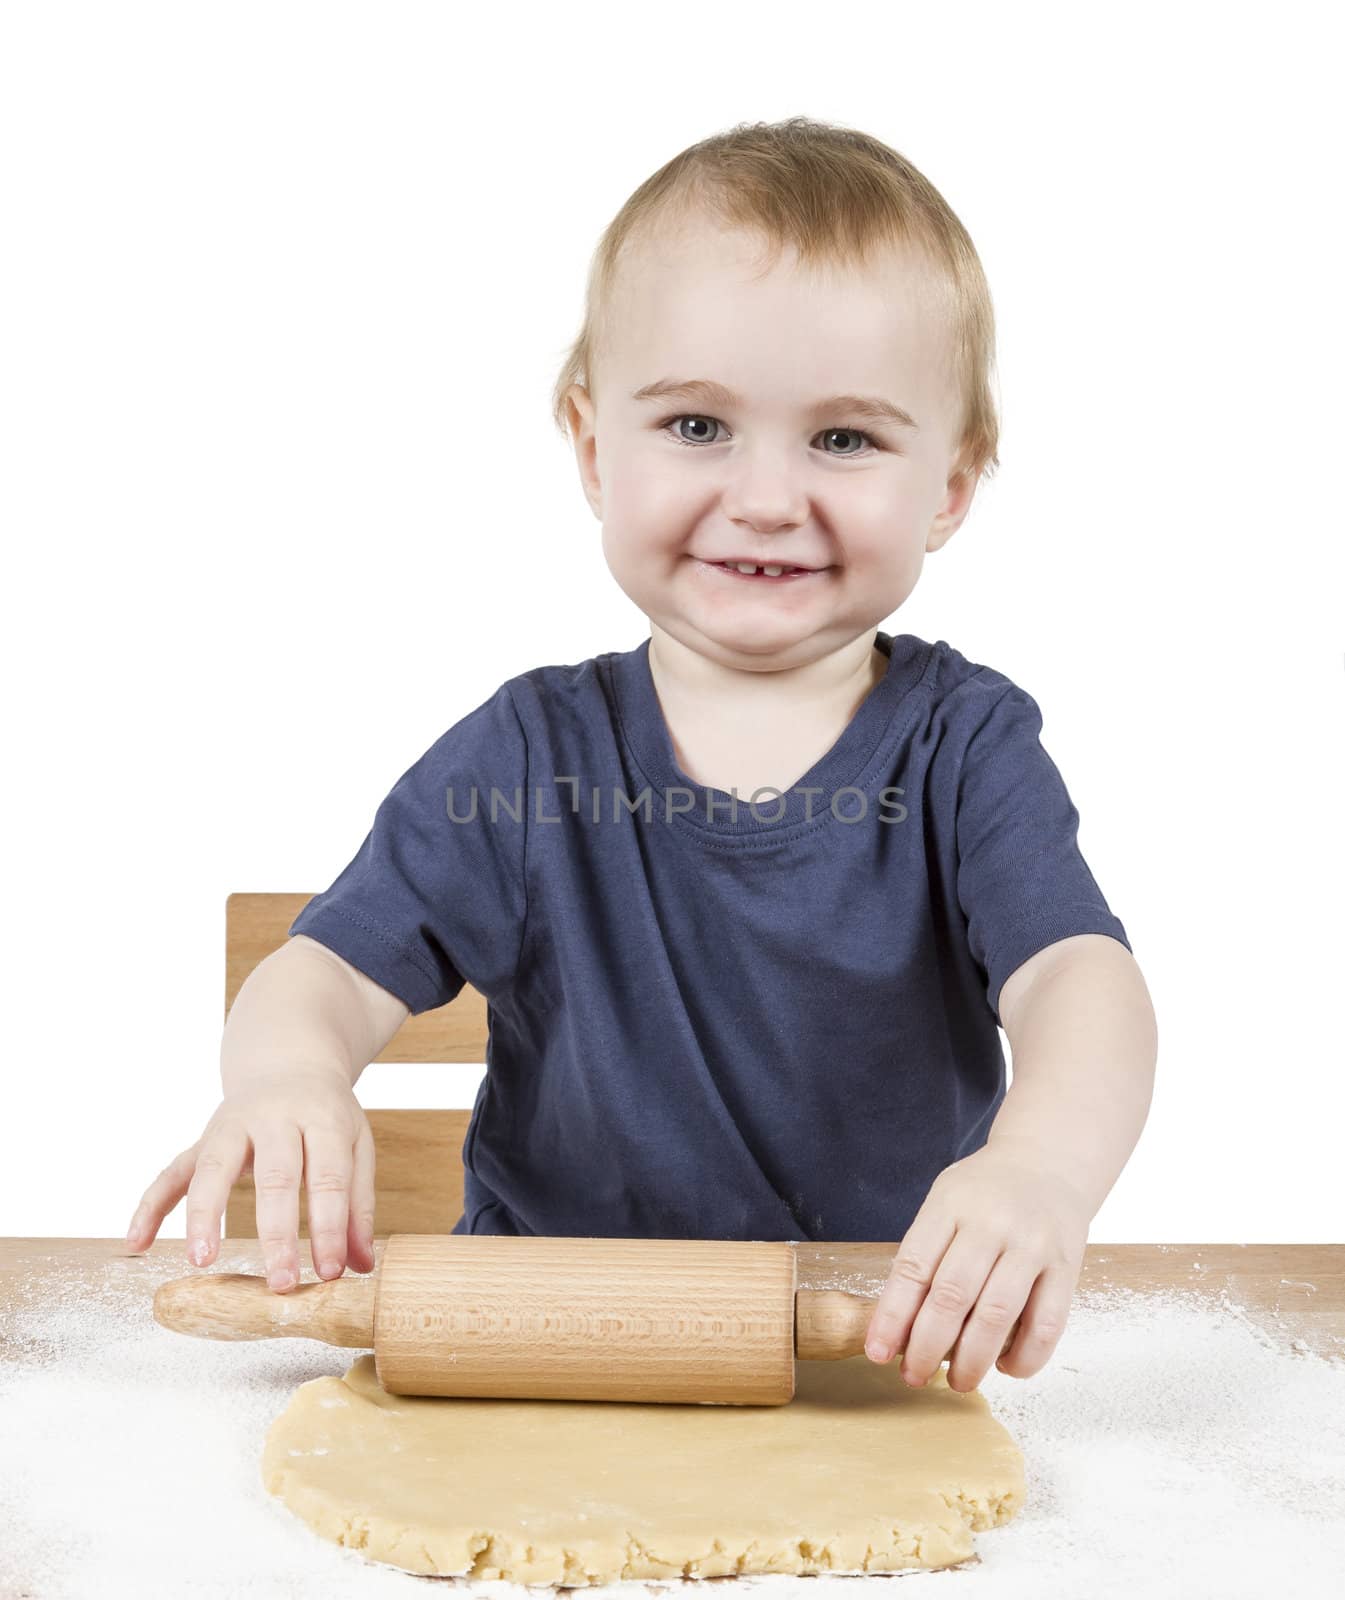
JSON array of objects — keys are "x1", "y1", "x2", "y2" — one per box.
[
  {"x1": 926, "y1": 463, "x2": 980, "y2": 553},
  {"x1": 563, "y1": 381, "x2": 594, "y2": 436},
  {"x1": 563, "y1": 383, "x2": 603, "y2": 521}
]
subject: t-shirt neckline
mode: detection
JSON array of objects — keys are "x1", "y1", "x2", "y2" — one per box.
[{"x1": 609, "y1": 628, "x2": 930, "y2": 840}]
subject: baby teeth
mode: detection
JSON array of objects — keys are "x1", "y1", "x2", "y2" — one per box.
[{"x1": 729, "y1": 562, "x2": 791, "y2": 576}]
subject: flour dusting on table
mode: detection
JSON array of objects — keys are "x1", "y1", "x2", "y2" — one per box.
[{"x1": 0, "y1": 1250, "x2": 1341, "y2": 1598}]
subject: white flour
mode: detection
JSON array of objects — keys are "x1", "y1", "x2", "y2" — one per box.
[{"x1": 0, "y1": 1250, "x2": 1341, "y2": 1599}]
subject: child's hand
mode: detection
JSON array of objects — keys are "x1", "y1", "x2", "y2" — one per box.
[
  {"x1": 123, "y1": 1069, "x2": 378, "y2": 1292},
  {"x1": 863, "y1": 1143, "x2": 1090, "y2": 1392}
]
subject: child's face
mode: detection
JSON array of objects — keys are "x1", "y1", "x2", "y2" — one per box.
[{"x1": 566, "y1": 215, "x2": 978, "y2": 669}]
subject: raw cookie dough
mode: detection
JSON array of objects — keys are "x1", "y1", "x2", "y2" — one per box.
[{"x1": 262, "y1": 1353, "x2": 1024, "y2": 1583}]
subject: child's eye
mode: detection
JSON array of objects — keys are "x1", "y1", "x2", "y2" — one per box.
[{"x1": 657, "y1": 414, "x2": 882, "y2": 457}]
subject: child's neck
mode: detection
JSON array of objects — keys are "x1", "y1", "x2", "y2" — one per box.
[{"x1": 645, "y1": 626, "x2": 887, "y2": 798}]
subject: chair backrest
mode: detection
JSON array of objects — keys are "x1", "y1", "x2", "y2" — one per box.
[{"x1": 222, "y1": 893, "x2": 478, "y2": 1240}]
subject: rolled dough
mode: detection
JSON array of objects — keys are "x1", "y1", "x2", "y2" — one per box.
[{"x1": 262, "y1": 1353, "x2": 1024, "y2": 1583}]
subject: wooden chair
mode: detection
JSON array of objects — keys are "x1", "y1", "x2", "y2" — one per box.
[{"x1": 222, "y1": 893, "x2": 481, "y2": 1240}]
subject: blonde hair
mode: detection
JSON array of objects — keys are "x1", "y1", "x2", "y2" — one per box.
[{"x1": 550, "y1": 115, "x2": 1000, "y2": 485}]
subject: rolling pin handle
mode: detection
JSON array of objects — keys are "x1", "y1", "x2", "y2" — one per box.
[
  {"x1": 793, "y1": 1288, "x2": 887, "y2": 1360},
  {"x1": 152, "y1": 1272, "x2": 377, "y2": 1347}
]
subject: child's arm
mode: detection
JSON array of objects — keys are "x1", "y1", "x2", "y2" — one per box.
[
  {"x1": 987, "y1": 931, "x2": 1157, "y2": 1209},
  {"x1": 126, "y1": 934, "x2": 411, "y2": 1291},
  {"x1": 864, "y1": 932, "x2": 1157, "y2": 1391},
  {"x1": 219, "y1": 934, "x2": 410, "y2": 1097}
]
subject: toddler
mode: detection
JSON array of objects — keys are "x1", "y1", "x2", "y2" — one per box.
[{"x1": 127, "y1": 117, "x2": 1157, "y2": 1394}]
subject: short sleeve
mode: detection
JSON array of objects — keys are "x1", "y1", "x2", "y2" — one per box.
[
  {"x1": 288, "y1": 684, "x2": 529, "y2": 1015},
  {"x1": 954, "y1": 681, "x2": 1130, "y2": 1026}
]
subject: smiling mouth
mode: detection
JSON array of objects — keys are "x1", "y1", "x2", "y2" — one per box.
[{"x1": 698, "y1": 559, "x2": 826, "y2": 581}]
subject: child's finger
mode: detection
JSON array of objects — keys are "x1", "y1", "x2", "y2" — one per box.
[
  {"x1": 346, "y1": 1122, "x2": 377, "y2": 1271},
  {"x1": 302, "y1": 1121, "x2": 355, "y2": 1280},
  {"x1": 865, "y1": 1208, "x2": 956, "y2": 1365},
  {"x1": 182, "y1": 1127, "x2": 249, "y2": 1266},
  {"x1": 252, "y1": 1124, "x2": 304, "y2": 1291},
  {"x1": 124, "y1": 1143, "x2": 200, "y2": 1253},
  {"x1": 897, "y1": 1231, "x2": 1000, "y2": 1387}
]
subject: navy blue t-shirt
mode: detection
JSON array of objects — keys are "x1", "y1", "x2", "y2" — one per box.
[{"x1": 289, "y1": 630, "x2": 1130, "y2": 1242}]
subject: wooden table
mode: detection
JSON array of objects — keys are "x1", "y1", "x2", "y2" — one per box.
[
  {"x1": 3, "y1": 1239, "x2": 1343, "y2": 1356},
  {"x1": 1, "y1": 1238, "x2": 1341, "y2": 1597}
]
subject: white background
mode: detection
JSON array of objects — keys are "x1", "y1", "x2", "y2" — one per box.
[{"x1": 2, "y1": 1, "x2": 1340, "y2": 1244}]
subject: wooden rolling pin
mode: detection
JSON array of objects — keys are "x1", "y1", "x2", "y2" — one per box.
[{"x1": 153, "y1": 1234, "x2": 917, "y2": 1406}]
